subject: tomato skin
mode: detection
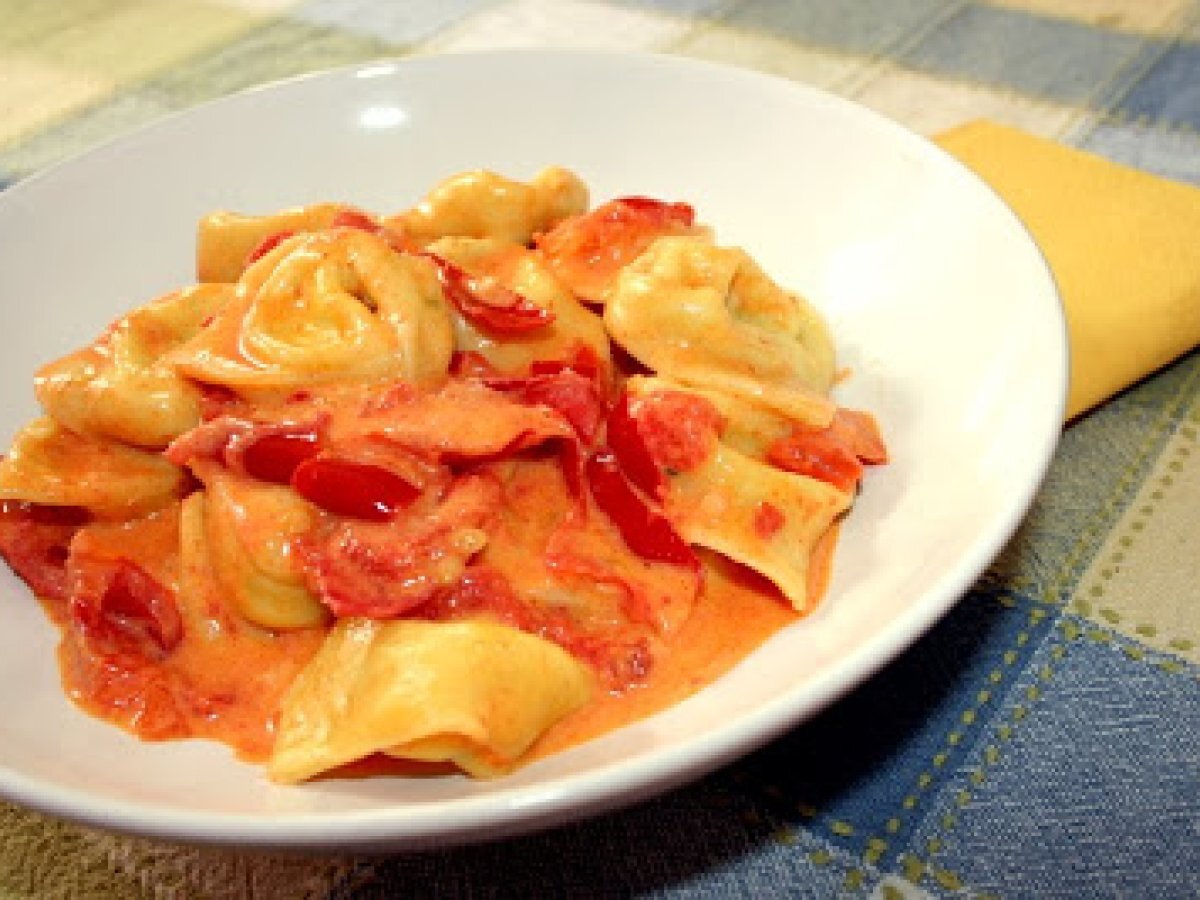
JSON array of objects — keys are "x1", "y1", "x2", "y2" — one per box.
[
  {"x1": 245, "y1": 230, "x2": 295, "y2": 267},
  {"x1": 425, "y1": 253, "x2": 554, "y2": 333},
  {"x1": 753, "y1": 501, "x2": 786, "y2": 539},
  {"x1": 766, "y1": 408, "x2": 887, "y2": 493},
  {"x1": 829, "y1": 408, "x2": 888, "y2": 464},
  {"x1": 0, "y1": 501, "x2": 90, "y2": 605},
  {"x1": 449, "y1": 350, "x2": 500, "y2": 378},
  {"x1": 586, "y1": 450, "x2": 697, "y2": 569},
  {"x1": 534, "y1": 196, "x2": 696, "y2": 300},
  {"x1": 492, "y1": 372, "x2": 604, "y2": 444},
  {"x1": 629, "y1": 391, "x2": 722, "y2": 474},
  {"x1": 610, "y1": 196, "x2": 695, "y2": 227},
  {"x1": 421, "y1": 566, "x2": 655, "y2": 689},
  {"x1": 69, "y1": 557, "x2": 182, "y2": 658},
  {"x1": 605, "y1": 393, "x2": 664, "y2": 499},
  {"x1": 328, "y1": 208, "x2": 379, "y2": 232},
  {"x1": 529, "y1": 344, "x2": 605, "y2": 383},
  {"x1": 291, "y1": 456, "x2": 420, "y2": 521},
  {"x1": 240, "y1": 430, "x2": 322, "y2": 485}
]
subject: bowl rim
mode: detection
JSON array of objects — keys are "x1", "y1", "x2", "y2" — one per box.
[{"x1": 0, "y1": 47, "x2": 1068, "y2": 850}]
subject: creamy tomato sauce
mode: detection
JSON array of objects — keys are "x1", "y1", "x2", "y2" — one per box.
[
  {"x1": 7, "y1": 461, "x2": 830, "y2": 767},
  {"x1": 0, "y1": 172, "x2": 886, "y2": 780}
]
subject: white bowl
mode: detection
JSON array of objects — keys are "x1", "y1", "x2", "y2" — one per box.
[{"x1": 0, "y1": 50, "x2": 1066, "y2": 850}]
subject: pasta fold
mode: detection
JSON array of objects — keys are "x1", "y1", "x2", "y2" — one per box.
[
  {"x1": 0, "y1": 417, "x2": 186, "y2": 519},
  {"x1": 268, "y1": 619, "x2": 593, "y2": 782},
  {"x1": 198, "y1": 465, "x2": 327, "y2": 630},
  {"x1": 388, "y1": 167, "x2": 588, "y2": 246},
  {"x1": 169, "y1": 230, "x2": 454, "y2": 396},
  {"x1": 196, "y1": 202, "x2": 346, "y2": 283},
  {"x1": 429, "y1": 236, "x2": 611, "y2": 375},
  {"x1": 650, "y1": 424, "x2": 851, "y2": 613},
  {"x1": 34, "y1": 284, "x2": 232, "y2": 448},
  {"x1": 605, "y1": 236, "x2": 835, "y2": 427}
]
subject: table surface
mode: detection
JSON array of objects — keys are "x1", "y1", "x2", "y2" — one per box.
[{"x1": 2, "y1": 2, "x2": 1199, "y2": 898}]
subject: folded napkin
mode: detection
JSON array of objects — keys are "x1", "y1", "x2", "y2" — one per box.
[{"x1": 935, "y1": 120, "x2": 1200, "y2": 420}]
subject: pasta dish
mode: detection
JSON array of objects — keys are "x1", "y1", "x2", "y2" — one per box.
[{"x1": 0, "y1": 168, "x2": 885, "y2": 781}]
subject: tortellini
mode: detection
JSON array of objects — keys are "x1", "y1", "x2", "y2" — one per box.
[
  {"x1": 196, "y1": 202, "x2": 347, "y2": 283},
  {"x1": 34, "y1": 284, "x2": 232, "y2": 448},
  {"x1": 428, "y1": 236, "x2": 611, "y2": 374},
  {"x1": 269, "y1": 619, "x2": 593, "y2": 782},
  {"x1": 0, "y1": 167, "x2": 886, "y2": 783},
  {"x1": 169, "y1": 229, "x2": 454, "y2": 396},
  {"x1": 624, "y1": 375, "x2": 851, "y2": 611},
  {"x1": 388, "y1": 166, "x2": 588, "y2": 246},
  {"x1": 0, "y1": 417, "x2": 185, "y2": 519},
  {"x1": 606, "y1": 236, "x2": 836, "y2": 427},
  {"x1": 197, "y1": 464, "x2": 326, "y2": 630}
]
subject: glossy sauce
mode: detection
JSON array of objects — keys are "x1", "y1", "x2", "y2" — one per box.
[{"x1": 42, "y1": 446, "x2": 839, "y2": 768}]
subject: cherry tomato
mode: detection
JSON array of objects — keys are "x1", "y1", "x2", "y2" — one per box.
[
  {"x1": 767, "y1": 429, "x2": 863, "y2": 493},
  {"x1": 534, "y1": 197, "x2": 695, "y2": 299},
  {"x1": 605, "y1": 393, "x2": 663, "y2": 499},
  {"x1": 70, "y1": 558, "x2": 182, "y2": 657},
  {"x1": 586, "y1": 450, "x2": 696, "y2": 569},
  {"x1": 766, "y1": 409, "x2": 887, "y2": 493},
  {"x1": 291, "y1": 456, "x2": 420, "y2": 521},
  {"x1": 240, "y1": 430, "x2": 322, "y2": 484},
  {"x1": 611, "y1": 196, "x2": 695, "y2": 226},
  {"x1": 530, "y1": 344, "x2": 606, "y2": 383},
  {"x1": 425, "y1": 253, "x2": 555, "y2": 333},
  {"x1": 516, "y1": 372, "x2": 604, "y2": 443}
]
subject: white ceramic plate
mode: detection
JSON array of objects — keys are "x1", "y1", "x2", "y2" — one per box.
[{"x1": 0, "y1": 50, "x2": 1066, "y2": 850}]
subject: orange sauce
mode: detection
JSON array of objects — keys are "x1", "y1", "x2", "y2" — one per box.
[
  {"x1": 48, "y1": 464, "x2": 841, "y2": 771},
  {"x1": 532, "y1": 526, "x2": 837, "y2": 761},
  {"x1": 56, "y1": 503, "x2": 324, "y2": 760}
]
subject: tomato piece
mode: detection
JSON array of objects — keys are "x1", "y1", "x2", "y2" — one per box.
[
  {"x1": 0, "y1": 501, "x2": 89, "y2": 605},
  {"x1": 302, "y1": 474, "x2": 498, "y2": 617},
  {"x1": 766, "y1": 408, "x2": 887, "y2": 493},
  {"x1": 517, "y1": 372, "x2": 605, "y2": 443},
  {"x1": 329, "y1": 208, "x2": 380, "y2": 232},
  {"x1": 421, "y1": 567, "x2": 654, "y2": 689},
  {"x1": 240, "y1": 430, "x2": 322, "y2": 484},
  {"x1": 69, "y1": 557, "x2": 182, "y2": 659},
  {"x1": 291, "y1": 456, "x2": 420, "y2": 521},
  {"x1": 586, "y1": 450, "x2": 697, "y2": 569},
  {"x1": 611, "y1": 196, "x2": 695, "y2": 226},
  {"x1": 828, "y1": 408, "x2": 889, "y2": 464},
  {"x1": 557, "y1": 438, "x2": 586, "y2": 500},
  {"x1": 753, "y1": 501, "x2": 786, "y2": 539},
  {"x1": 244, "y1": 230, "x2": 295, "y2": 267},
  {"x1": 630, "y1": 390, "x2": 722, "y2": 474},
  {"x1": 530, "y1": 344, "x2": 606, "y2": 383},
  {"x1": 450, "y1": 350, "x2": 501, "y2": 378},
  {"x1": 606, "y1": 393, "x2": 663, "y2": 499},
  {"x1": 534, "y1": 197, "x2": 695, "y2": 299},
  {"x1": 478, "y1": 369, "x2": 604, "y2": 444},
  {"x1": 767, "y1": 429, "x2": 863, "y2": 493},
  {"x1": 425, "y1": 253, "x2": 555, "y2": 333},
  {"x1": 197, "y1": 384, "x2": 245, "y2": 421}
]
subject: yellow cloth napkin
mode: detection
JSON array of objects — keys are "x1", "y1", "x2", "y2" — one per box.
[{"x1": 935, "y1": 120, "x2": 1200, "y2": 420}]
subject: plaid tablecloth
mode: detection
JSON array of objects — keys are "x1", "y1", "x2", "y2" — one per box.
[{"x1": 2, "y1": 2, "x2": 1199, "y2": 898}]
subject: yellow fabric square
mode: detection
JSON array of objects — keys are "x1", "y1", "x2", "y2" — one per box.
[
  {"x1": 936, "y1": 120, "x2": 1200, "y2": 419},
  {"x1": 986, "y1": 0, "x2": 1193, "y2": 33},
  {"x1": 0, "y1": 56, "x2": 113, "y2": 146},
  {"x1": 7, "y1": 0, "x2": 262, "y2": 84}
]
